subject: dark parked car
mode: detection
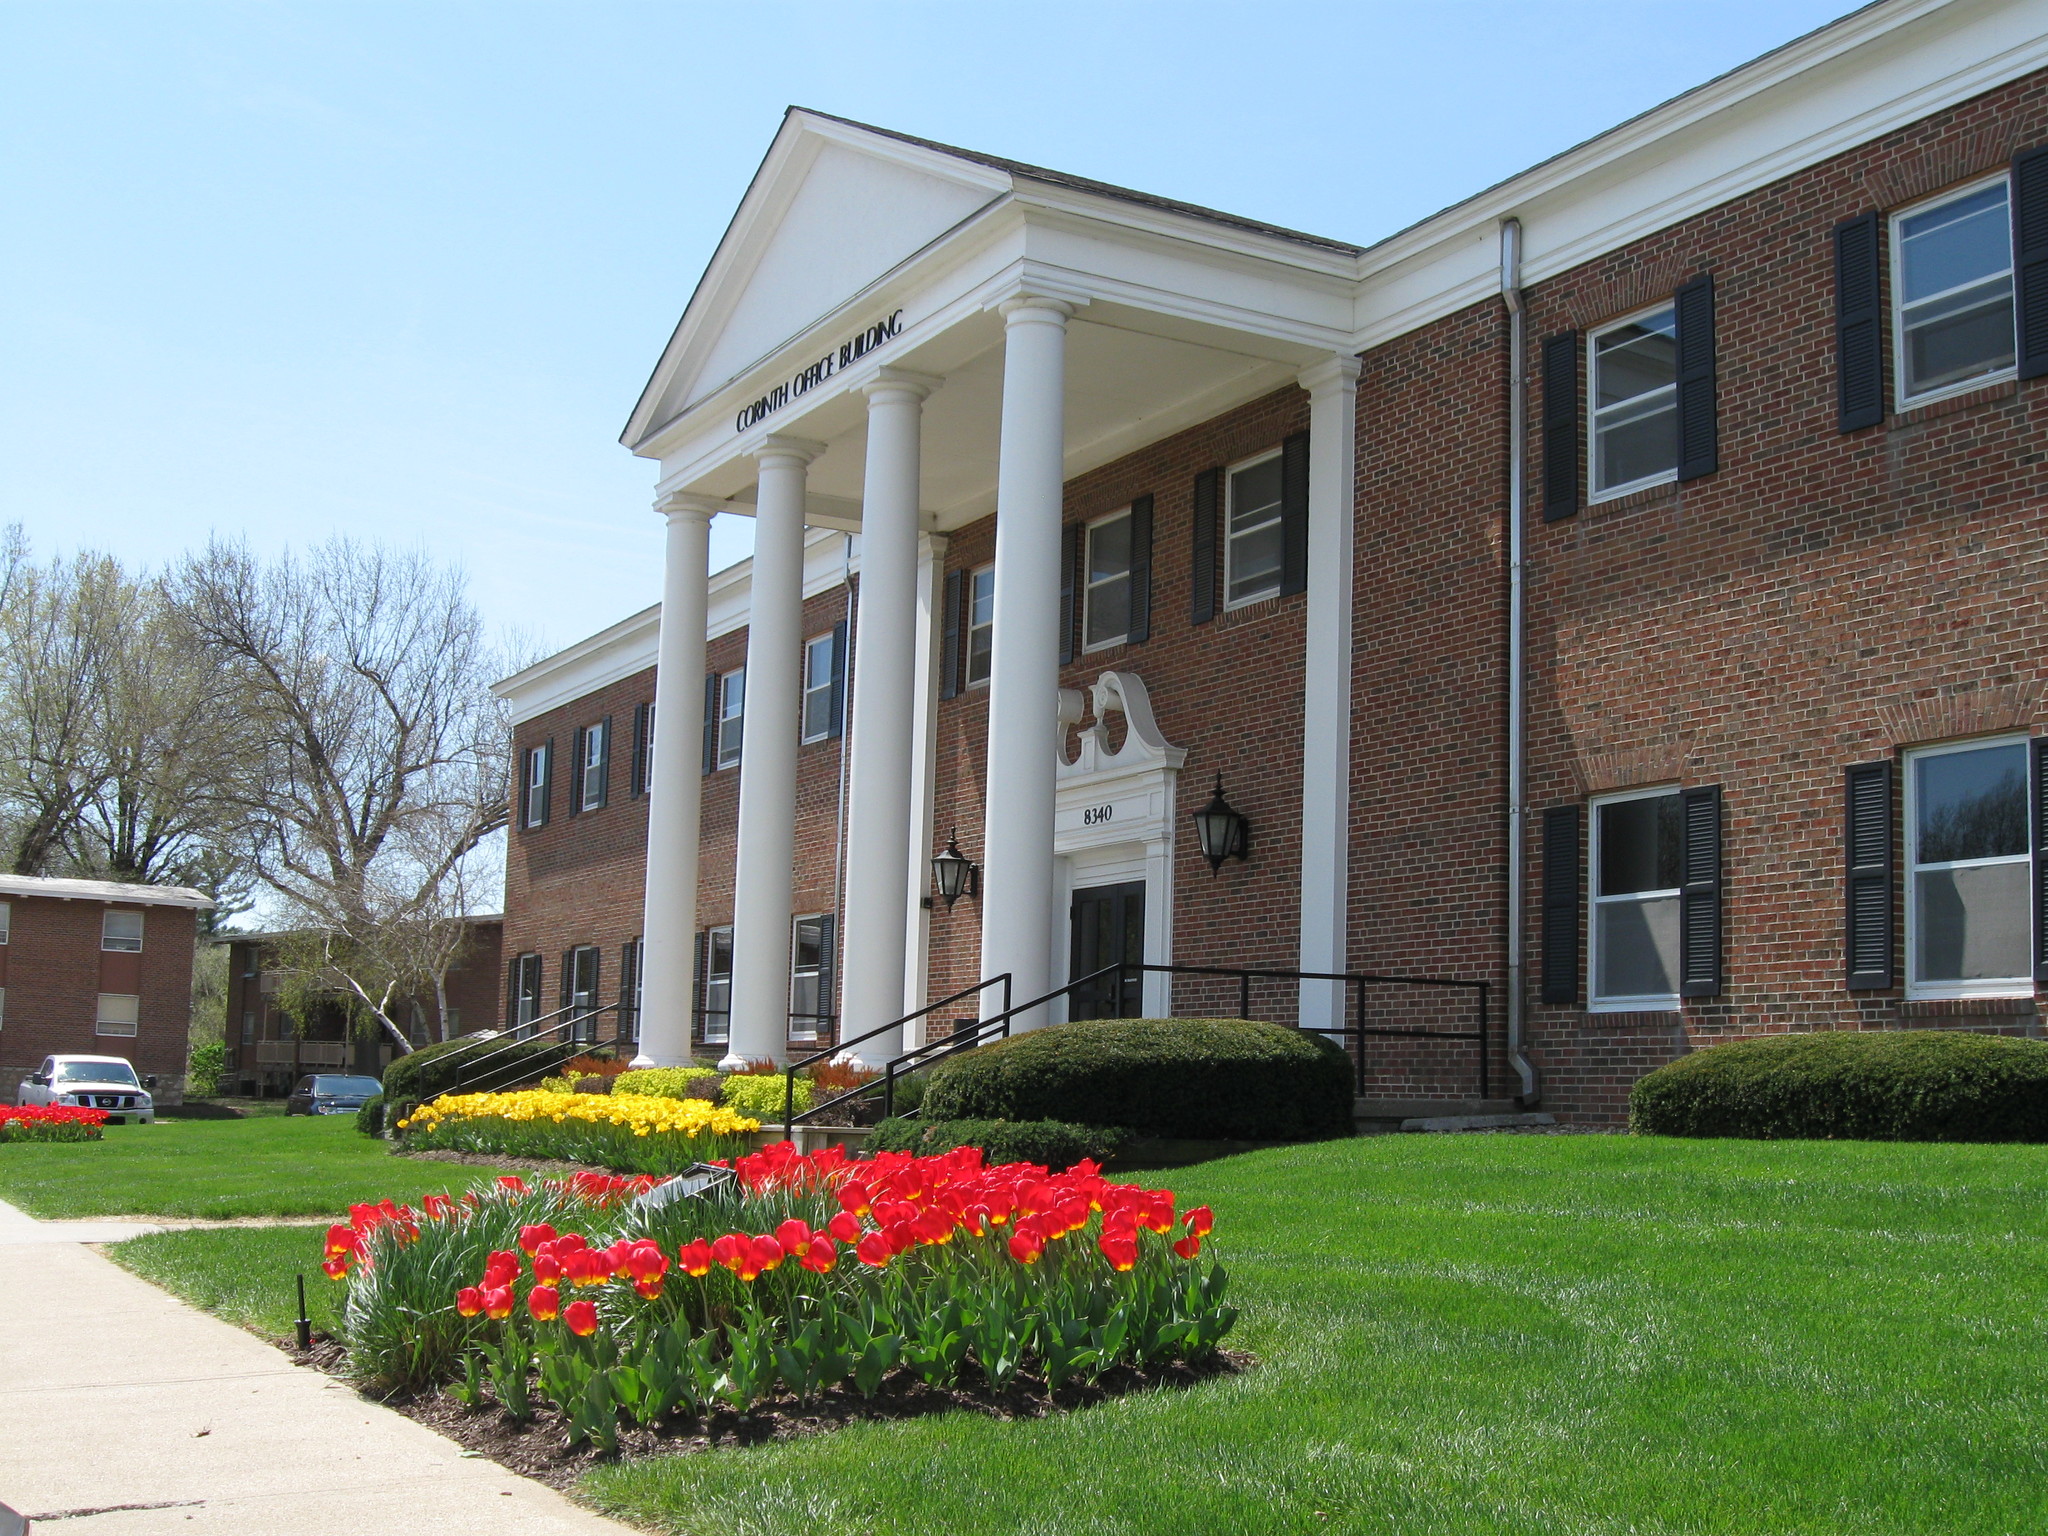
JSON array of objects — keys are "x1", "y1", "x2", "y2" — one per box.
[{"x1": 286, "y1": 1074, "x2": 383, "y2": 1116}]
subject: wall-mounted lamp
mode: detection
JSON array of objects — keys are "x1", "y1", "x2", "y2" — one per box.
[
  {"x1": 930, "y1": 829, "x2": 981, "y2": 907},
  {"x1": 1191, "y1": 774, "x2": 1251, "y2": 875}
]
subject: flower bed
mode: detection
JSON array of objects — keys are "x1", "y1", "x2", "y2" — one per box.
[
  {"x1": 323, "y1": 1144, "x2": 1236, "y2": 1453},
  {"x1": 0, "y1": 1104, "x2": 110, "y2": 1143},
  {"x1": 396, "y1": 1091, "x2": 759, "y2": 1174}
]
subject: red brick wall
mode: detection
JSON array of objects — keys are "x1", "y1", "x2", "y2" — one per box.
[{"x1": 0, "y1": 896, "x2": 196, "y2": 1102}]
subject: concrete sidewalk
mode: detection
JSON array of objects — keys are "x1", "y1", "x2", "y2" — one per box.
[{"x1": 0, "y1": 1200, "x2": 636, "y2": 1533}]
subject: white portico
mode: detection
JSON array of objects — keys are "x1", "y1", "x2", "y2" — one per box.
[{"x1": 621, "y1": 109, "x2": 1363, "y2": 1066}]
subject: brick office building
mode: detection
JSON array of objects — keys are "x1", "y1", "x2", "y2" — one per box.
[
  {"x1": 0, "y1": 874, "x2": 212, "y2": 1105},
  {"x1": 499, "y1": 0, "x2": 2048, "y2": 1121}
]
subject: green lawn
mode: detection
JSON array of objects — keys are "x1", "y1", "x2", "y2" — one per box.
[
  {"x1": 0, "y1": 1114, "x2": 510, "y2": 1218},
  {"x1": 572, "y1": 1135, "x2": 2048, "y2": 1536},
  {"x1": 115, "y1": 1225, "x2": 346, "y2": 1339}
]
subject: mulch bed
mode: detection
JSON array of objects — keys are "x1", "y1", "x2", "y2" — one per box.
[
  {"x1": 286, "y1": 1335, "x2": 1250, "y2": 1491},
  {"x1": 390, "y1": 1148, "x2": 615, "y2": 1178}
]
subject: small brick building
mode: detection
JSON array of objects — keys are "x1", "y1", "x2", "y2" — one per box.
[{"x1": 0, "y1": 874, "x2": 212, "y2": 1105}]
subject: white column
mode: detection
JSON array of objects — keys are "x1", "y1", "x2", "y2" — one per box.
[
  {"x1": 724, "y1": 435, "x2": 822, "y2": 1069},
  {"x1": 837, "y1": 370, "x2": 938, "y2": 1067},
  {"x1": 633, "y1": 495, "x2": 714, "y2": 1068},
  {"x1": 1297, "y1": 356, "x2": 1362, "y2": 1034},
  {"x1": 979, "y1": 296, "x2": 1072, "y2": 1029},
  {"x1": 902, "y1": 529, "x2": 949, "y2": 1049}
]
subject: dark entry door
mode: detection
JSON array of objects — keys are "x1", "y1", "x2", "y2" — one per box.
[{"x1": 1070, "y1": 880, "x2": 1146, "y2": 1019}]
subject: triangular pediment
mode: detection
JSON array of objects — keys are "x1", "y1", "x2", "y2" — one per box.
[{"x1": 625, "y1": 112, "x2": 1010, "y2": 449}]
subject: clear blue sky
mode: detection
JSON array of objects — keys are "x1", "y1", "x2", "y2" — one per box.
[{"x1": 1, "y1": 0, "x2": 1854, "y2": 657}]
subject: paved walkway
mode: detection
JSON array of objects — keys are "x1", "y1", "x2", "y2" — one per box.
[{"x1": 0, "y1": 1199, "x2": 636, "y2": 1534}]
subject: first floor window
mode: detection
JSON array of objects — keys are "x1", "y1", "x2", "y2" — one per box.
[
  {"x1": 1895, "y1": 177, "x2": 2014, "y2": 406},
  {"x1": 512, "y1": 953, "x2": 542, "y2": 1034},
  {"x1": 102, "y1": 909, "x2": 144, "y2": 952},
  {"x1": 965, "y1": 566, "x2": 995, "y2": 686},
  {"x1": 241, "y1": 1011, "x2": 255, "y2": 1044},
  {"x1": 96, "y1": 993, "x2": 140, "y2": 1037},
  {"x1": 1084, "y1": 509, "x2": 1133, "y2": 650},
  {"x1": 1907, "y1": 737, "x2": 2030, "y2": 996},
  {"x1": 1225, "y1": 452, "x2": 1283, "y2": 608},
  {"x1": 565, "y1": 945, "x2": 600, "y2": 1041},
  {"x1": 700, "y1": 927, "x2": 734, "y2": 1044},
  {"x1": 1591, "y1": 302, "x2": 1678, "y2": 496},
  {"x1": 789, "y1": 915, "x2": 835, "y2": 1042},
  {"x1": 718, "y1": 669, "x2": 746, "y2": 769},
  {"x1": 1590, "y1": 787, "x2": 1682, "y2": 1009},
  {"x1": 802, "y1": 634, "x2": 837, "y2": 743}
]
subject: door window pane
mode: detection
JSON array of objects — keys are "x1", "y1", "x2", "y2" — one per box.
[
  {"x1": 1592, "y1": 306, "x2": 1677, "y2": 494},
  {"x1": 1909, "y1": 740, "x2": 2031, "y2": 992},
  {"x1": 1084, "y1": 511, "x2": 1132, "y2": 649},
  {"x1": 966, "y1": 567, "x2": 995, "y2": 686},
  {"x1": 1591, "y1": 790, "x2": 1683, "y2": 1006},
  {"x1": 1225, "y1": 456, "x2": 1284, "y2": 608},
  {"x1": 1896, "y1": 180, "x2": 2015, "y2": 401}
]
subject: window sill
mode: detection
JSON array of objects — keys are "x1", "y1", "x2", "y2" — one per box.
[
  {"x1": 1903, "y1": 986, "x2": 2034, "y2": 1005},
  {"x1": 1582, "y1": 480, "x2": 1682, "y2": 518},
  {"x1": 1892, "y1": 374, "x2": 2017, "y2": 425},
  {"x1": 1900, "y1": 996, "x2": 2037, "y2": 1017},
  {"x1": 1587, "y1": 1000, "x2": 1680, "y2": 1016}
]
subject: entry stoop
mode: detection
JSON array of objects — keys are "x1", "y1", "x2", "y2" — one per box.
[{"x1": 1354, "y1": 1098, "x2": 1523, "y2": 1134}]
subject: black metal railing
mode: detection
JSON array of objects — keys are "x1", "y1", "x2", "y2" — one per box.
[
  {"x1": 448, "y1": 1001, "x2": 626, "y2": 1094},
  {"x1": 778, "y1": 960, "x2": 1490, "y2": 1133}
]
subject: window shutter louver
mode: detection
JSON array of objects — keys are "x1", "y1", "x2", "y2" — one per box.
[
  {"x1": 1059, "y1": 522, "x2": 1079, "y2": 665},
  {"x1": 1678, "y1": 785, "x2": 1723, "y2": 996},
  {"x1": 539, "y1": 739, "x2": 553, "y2": 825},
  {"x1": 2014, "y1": 146, "x2": 2048, "y2": 380},
  {"x1": 595, "y1": 716, "x2": 611, "y2": 808},
  {"x1": 1674, "y1": 275, "x2": 1719, "y2": 481},
  {"x1": 693, "y1": 930, "x2": 709, "y2": 1039},
  {"x1": 505, "y1": 958, "x2": 520, "y2": 1031},
  {"x1": 1279, "y1": 430, "x2": 1310, "y2": 597},
  {"x1": 568, "y1": 728, "x2": 585, "y2": 814},
  {"x1": 1834, "y1": 213, "x2": 1886, "y2": 431},
  {"x1": 2032, "y1": 739, "x2": 2048, "y2": 984},
  {"x1": 1541, "y1": 332, "x2": 1581, "y2": 521},
  {"x1": 817, "y1": 914, "x2": 837, "y2": 1039},
  {"x1": 618, "y1": 941, "x2": 638, "y2": 1041},
  {"x1": 1844, "y1": 760, "x2": 1895, "y2": 989},
  {"x1": 558, "y1": 952, "x2": 573, "y2": 1014},
  {"x1": 1540, "y1": 805, "x2": 1582, "y2": 1004},
  {"x1": 1126, "y1": 493, "x2": 1153, "y2": 644},
  {"x1": 701, "y1": 674, "x2": 718, "y2": 774},
  {"x1": 940, "y1": 570, "x2": 963, "y2": 699},
  {"x1": 828, "y1": 619, "x2": 848, "y2": 739},
  {"x1": 629, "y1": 703, "x2": 646, "y2": 796},
  {"x1": 1191, "y1": 468, "x2": 1220, "y2": 624}
]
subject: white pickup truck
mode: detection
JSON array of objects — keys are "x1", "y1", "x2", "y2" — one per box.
[{"x1": 17, "y1": 1054, "x2": 157, "y2": 1124}]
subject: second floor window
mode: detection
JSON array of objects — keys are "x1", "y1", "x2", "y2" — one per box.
[
  {"x1": 1591, "y1": 303, "x2": 1678, "y2": 497},
  {"x1": 718, "y1": 669, "x2": 745, "y2": 769},
  {"x1": 966, "y1": 566, "x2": 995, "y2": 687},
  {"x1": 802, "y1": 633, "x2": 838, "y2": 743},
  {"x1": 1225, "y1": 453, "x2": 1284, "y2": 608},
  {"x1": 523, "y1": 743, "x2": 551, "y2": 828},
  {"x1": 1894, "y1": 177, "x2": 2015, "y2": 406},
  {"x1": 0, "y1": 901, "x2": 10, "y2": 943},
  {"x1": 577, "y1": 720, "x2": 608, "y2": 811},
  {"x1": 102, "y1": 910, "x2": 144, "y2": 952},
  {"x1": 1084, "y1": 510, "x2": 1133, "y2": 650}
]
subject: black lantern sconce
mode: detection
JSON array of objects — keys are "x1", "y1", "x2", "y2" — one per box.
[
  {"x1": 930, "y1": 829, "x2": 981, "y2": 907},
  {"x1": 1191, "y1": 774, "x2": 1251, "y2": 875}
]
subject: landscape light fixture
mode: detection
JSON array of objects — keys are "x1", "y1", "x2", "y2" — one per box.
[
  {"x1": 930, "y1": 830, "x2": 980, "y2": 907},
  {"x1": 1191, "y1": 774, "x2": 1250, "y2": 874}
]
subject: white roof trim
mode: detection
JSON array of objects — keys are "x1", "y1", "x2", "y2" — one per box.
[{"x1": 0, "y1": 874, "x2": 213, "y2": 909}]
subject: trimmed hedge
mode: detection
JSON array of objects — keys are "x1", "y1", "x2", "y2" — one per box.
[
  {"x1": 721, "y1": 1073, "x2": 814, "y2": 1122},
  {"x1": 1629, "y1": 1029, "x2": 2048, "y2": 1141},
  {"x1": 871, "y1": 1116, "x2": 1126, "y2": 1170},
  {"x1": 612, "y1": 1066, "x2": 721, "y2": 1100},
  {"x1": 921, "y1": 1017, "x2": 1354, "y2": 1141},
  {"x1": 355, "y1": 1094, "x2": 386, "y2": 1138},
  {"x1": 380, "y1": 1035, "x2": 559, "y2": 1103}
]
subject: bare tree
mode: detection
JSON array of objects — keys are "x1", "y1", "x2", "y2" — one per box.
[{"x1": 171, "y1": 539, "x2": 509, "y2": 1053}]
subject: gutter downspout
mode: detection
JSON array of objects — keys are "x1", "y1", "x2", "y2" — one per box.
[{"x1": 1501, "y1": 218, "x2": 1540, "y2": 1105}]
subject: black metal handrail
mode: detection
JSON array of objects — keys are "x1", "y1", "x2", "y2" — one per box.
[
  {"x1": 781, "y1": 974, "x2": 1012, "y2": 1133},
  {"x1": 447, "y1": 1001, "x2": 624, "y2": 1094},
  {"x1": 777, "y1": 959, "x2": 1490, "y2": 1132}
]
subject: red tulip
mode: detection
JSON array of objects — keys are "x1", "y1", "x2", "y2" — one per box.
[
  {"x1": 518, "y1": 1223, "x2": 556, "y2": 1254},
  {"x1": 323, "y1": 1224, "x2": 359, "y2": 1259},
  {"x1": 677, "y1": 1239, "x2": 714, "y2": 1278},
  {"x1": 563, "y1": 1299, "x2": 599, "y2": 1336},
  {"x1": 634, "y1": 1277, "x2": 665, "y2": 1299},
  {"x1": 533, "y1": 1251, "x2": 564, "y2": 1284},
  {"x1": 455, "y1": 1285, "x2": 484, "y2": 1316},
  {"x1": 528, "y1": 1285, "x2": 561, "y2": 1321},
  {"x1": 321, "y1": 1255, "x2": 351, "y2": 1280},
  {"x1": 496, "y1": 1175, "x2": 528, "y2": 1193},
  {"x1": 826, "y1": 1210, "x2": 862, "y2": 1243},
  {"x1": 751, "y1": 1235, "x2": 786, "y2": 1275},
  {"x1": 710, "y1": 1233, "x2": 745, "y2": 1272},
  {"x1": 481, "y1": 1285, "x2": 515, "y2": 1320},
  {"x1": 1098, "y1": 1231, "x2": 1139, "y2": 1272},
  {"x1": 798, "y1": 1234, "x2": 837, "y2": 1274},
  {"x1": 836, "y1": 1182, "x2": 872, "y2": 1216},
  {"x1": 623, "y1": 1240, "x2": 667, "y2": 1285},
  {"x1": 775, "y1": 1217, "x2": 813, "y2": 1255},
  {"x1": 1184, "y1": 1206, "x2": 1214, "y2": 1238},
  {"x1": 482, "y1": 1249, "x2": 521, "y2": 1288},
  {"x1": 1172, "y1": 1233, "x2": 1202, "y2": 1260},
  {"x1": 1008, "y1": 1229, "x2": 1045, "y2": 1265},
  {"x1": 856, "y1": 1230, "x2": 895, "y2": 1268}
]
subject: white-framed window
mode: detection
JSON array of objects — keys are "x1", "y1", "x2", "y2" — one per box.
[
  {"x1": 523, "y1": 744, "x2": 550, "y2": 828},
  {"x1": 1893, "y1": 176, "x2": 2016, "y2": 409},
  {"x1": 0, "y1": 902, "x2": 10, "y2": 943},
  {"x1": 1906, "y1": 736, "x2": 2031, "y2": 999},
  {"x1": 577, "y1": 721, "x2": 607, "y2": 811},
  {"x1": 1590, "y1": 302, "x2": 1679, "y2": 499},
  {"x1": 1224, "y1": 451, "x2": 1285, "y2": 609},
  {"x1": 512, "y1": 953, "x2": 542, "y2": 1034},
  {"x1": 1083, "y1": 509, "x2": 1134, "y2": 651},
  {"x1": 802, "y1": 634, "x2": 837, "y2": 744},
  {"x1": 1589, "y1": 787, "x2": 1683, "y2": 1011},
  {"x1": 700, "y1": 926, "x2": 734, "y2": 1044},
  {"x1": 566, "y1": 945, "x2": 600, "y2": 1041},
  {"x1": 789, "y1": 914, "x2": 833, "y2": 1042},
  {"x1": 102, "y1": 909, "x2": 144, "y2": 953},
  {"x1": 717, "y1": 668, "x2": 745, "y2": 769},
  {"x1": 241, "y1": 1010, "x2": 255, "y2": 1044},
  {"x1": 96, "y1": 993, "x2": 140, "y2": 1037},
  {"x1": 965, "y1": 566, "x2": 995, "y2": 687}
]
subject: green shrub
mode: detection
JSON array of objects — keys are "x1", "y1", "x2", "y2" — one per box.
[
  {"x1": 871, "y1": 1116, "x2": 1126, "y2": 1170},
  {"x1": 612, "y1": 1066, "x2": 721, "y2": 1100},
  {"x1": 1629, "y1": 1030, "x2": 2048, "y2": 1141},
  {"x1": 720, "y1": 1072, "x2": 813, "y2": 1122},
  {"x1": 921, "y1": 1017, "x2": 1353, "y2": 1141},
  {"x1": 355, "y1": 1094, "x2": 385, "y2": 1138},
  {"x1": 186, "y1": 1040, "x2": 227, "y2": 1097},
  {"x1": 381, "y1": 1035, "x2": 558, "y2": 1102}
]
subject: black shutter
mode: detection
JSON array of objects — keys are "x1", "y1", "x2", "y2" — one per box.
[
  {"x1": 816, "y1": 913, "x2": 837, "y2": 1039},
  {"x1": 701, "y1": 673, "x2": 718, "y2": 774},
  {"x1": 1540, "y1": 805, "x2": 1582, "y2": 1005},
  {"x1": 1541, "y1": 332, "x2": 1581, "y2": 521},
  {"x1": 693, "y1": 930, "x2": 709, "y2": 1040},
  {"x1": 2015, "y1": 146, "x2": 2048, "y2": 380},
  {"x1": 630, "y1": 703, "x2": 648, "y2": 796},
  {"x1": 940, "y1": 569, "x2": 963, "y2": 699},
  {"x1": 1678, "y1": 785, "x2": 1723, "y2": 997},
  {"x1": 1674, "y1": 275, "x2": 1719, "y2": 482},
  {"x1": 594, "y1": 716, "x2": 611, "y2": 809},
  {"x1": 618, "y1": 941, "x2": 639, "y2": 1042},
  {"x1": 1127, "y1": 493, "x2": 1153, "y2": 644},
  {"x1": 558, "y1": 951, "x2": 573, "y2": 1013},
  {"x1": 828, "y1": 619, "x2": 848, "y2": 739},
  {"x1": 1845, "y1": 760, "x2": 1894, "y2": 989},
  {"x1": 505, "y1": 957, "x2": 520, "y2": 1031},
  {"x1": 538, "y1": 739, "x2": 553, "y2": 825},
  {"x1": 2032, "y1": 739, "x2": 2048, "y2": 983},
  {"x1": 1279, "y1": 430, "x2": 1310, "y2": 596},
  {"x1": 1834, "y1": 213, "x2": 1886, "y2": 432},
  {"x1": 1191, "y1": 468, "x2": 1220, "y2": 624},
  {"x1": 1059, "y1": 522, "x2": 1079, "y2": 665},
  {"x1": 568, "y1": 727, "x2": 585, "y2": 814}
]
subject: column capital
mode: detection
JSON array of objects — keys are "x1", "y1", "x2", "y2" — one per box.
[
  {"x1": 752, "y1": 434, "x2": 827, "y2": 468},
  {"x1": 657, "y1": 491, "x2": 723, "y2": 523},
  {"x1": 997, "y1": 294, "x2": 1077, "y2": 325},
  {"x1": 1298, "y1": 354, "x2": 1363, "y2": 397},
  {"x1": 862, "y1": 366, "x2": 944, "y2": 404}
]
